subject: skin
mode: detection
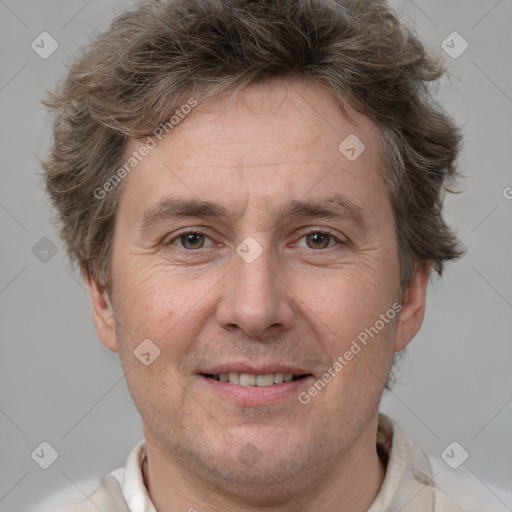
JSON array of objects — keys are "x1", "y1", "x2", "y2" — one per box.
[{"x1": 84, "y1": 79, "x2": 430, "y2": 512}]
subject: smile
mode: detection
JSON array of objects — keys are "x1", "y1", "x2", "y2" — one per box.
[
  {"x1": 200, "y1": 370, "x2": 314, "y2": 406},
  {"x1": 204, "y1": 372, "x2": 309, "y2": 386}
]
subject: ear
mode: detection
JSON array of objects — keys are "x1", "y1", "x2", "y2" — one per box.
[
  {"x1": 81, "y1": 265, "x2": 119, "y2": 353},
  {"x1": 394, "y1": 262, "x2": 431, "y2": 352}
]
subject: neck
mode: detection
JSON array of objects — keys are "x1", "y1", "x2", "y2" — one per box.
[{"x1": 142, "y1": 414, "x2": 386, "y2": 512}]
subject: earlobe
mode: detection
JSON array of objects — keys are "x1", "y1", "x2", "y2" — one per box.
[
  {"x1": 394, "y1": 262, "x2": 431, "y2": 352},
  {"x1": 81, "y1": 266, "x2": 119, "y2": 353}
]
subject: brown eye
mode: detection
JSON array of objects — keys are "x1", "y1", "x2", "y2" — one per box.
[
  {"x1": 302, "y1": 231, "x2": 338, "y2": 249},
  {"x1": 180, "y1": 232, "x2": 206, "y2": 249}
]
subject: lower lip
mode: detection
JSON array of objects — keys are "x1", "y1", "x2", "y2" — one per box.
[{"x1": 200, "y1": 375, "x2": 314, "y2": 406}]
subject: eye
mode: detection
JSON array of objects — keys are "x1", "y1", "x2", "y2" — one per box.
[
  {"x1": 167, "y1": 230, "x2": 215, "y2": 250},
  {"x1": 295, "y1": 230, "x2": 342, "y2": 250},
  {"x1": 166, "y1": 228, "x2": 343, "y2": 251}
]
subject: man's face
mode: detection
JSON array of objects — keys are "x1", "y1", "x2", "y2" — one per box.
[{"x1": 91, "y1": 80, "x2": 426, "y2": 495}]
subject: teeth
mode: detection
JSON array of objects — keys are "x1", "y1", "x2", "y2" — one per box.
[
  {"x1": 214, "y1": 372, "x2": 297, "y2": 386},
  {"x1": 228, "y1": 372, "x2": 239, "y2": 384},
  {"x1": 273, "y1": 373, "x2": 284, "y2": 384},
  {"x1": 239, "y1": 373, "x2": 256, "y2": 386},
  {"x1": 256, "y1": 374, "x2": 274, "y2": 387}
]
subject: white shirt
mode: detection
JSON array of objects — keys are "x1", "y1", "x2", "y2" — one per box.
[{"x1": 30, "y1": 413, "x2": 504, "y2": 511}]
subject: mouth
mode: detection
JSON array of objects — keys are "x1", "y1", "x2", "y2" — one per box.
[
  {"x1": 199, "y1": 367, "x2": 315, "y2": 406},
  {"x1": 202, "y1": 372, "x2": 311, "y2": 386}
]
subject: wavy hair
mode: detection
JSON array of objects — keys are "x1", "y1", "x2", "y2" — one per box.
[{"x1": 42, "y1": 0, "x2": 464, "y2": 296}]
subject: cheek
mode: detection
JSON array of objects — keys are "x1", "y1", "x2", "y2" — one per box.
[
  {"x1": 114, "y1": 261, "x2": 178, "y2": 325},
  {"x1": 112, "y1": 264, "x2": 215, "y2": 374},
  {"x1": 298, "y1": 273, "x2": 400, "y2": 400},
  {"x1": 301, "y1": 265, "x2": 394, "y2": 339},
  {"x1": 320, "y1": 318, "x2": 398, "y2": 413}
]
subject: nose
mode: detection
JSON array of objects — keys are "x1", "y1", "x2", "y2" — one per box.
[{"x1": 215, "y1": 242, "x2": 297, "y2": 339}]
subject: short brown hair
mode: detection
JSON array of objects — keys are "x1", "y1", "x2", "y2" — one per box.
[{"x1": 42, "y1": 0, "x2": 464, "y2": 296}]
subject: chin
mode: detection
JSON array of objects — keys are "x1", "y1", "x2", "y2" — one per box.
[
  {"x1": 193, "y1": 453, "x2": 316, "y2": 504},
  {"x1": 173, "y1": 427, "x2": 331, "y2": 499}
]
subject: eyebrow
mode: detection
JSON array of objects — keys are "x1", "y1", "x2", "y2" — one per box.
[{"x1": 137, "y1": 194, "x2": 368, "y2": 231}]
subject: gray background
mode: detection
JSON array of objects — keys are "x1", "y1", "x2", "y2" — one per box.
[{"x1": 1, "y1": 0, "x2": 511, "y2": 510}]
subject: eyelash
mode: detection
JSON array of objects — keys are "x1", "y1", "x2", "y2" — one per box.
[{"x1": 166, "y1": 228, "x2": 344, "y2": 250}]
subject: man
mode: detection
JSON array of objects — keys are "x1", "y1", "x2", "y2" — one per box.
[{"x1": 34, "y1": 0, "x2": 494, "y2": 510}]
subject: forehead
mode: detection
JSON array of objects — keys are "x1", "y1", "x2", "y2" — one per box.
[
  {"x1": 157, "y1": 81, "x2": 380, "y2": 161},
  {"x1": 119, "y1": 80, "x2": 387, "y2": 223}
]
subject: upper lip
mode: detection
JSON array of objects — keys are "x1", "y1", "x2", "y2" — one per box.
[{"x1": 199, "y1": 362, "x2": 313, "y2": 376}]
